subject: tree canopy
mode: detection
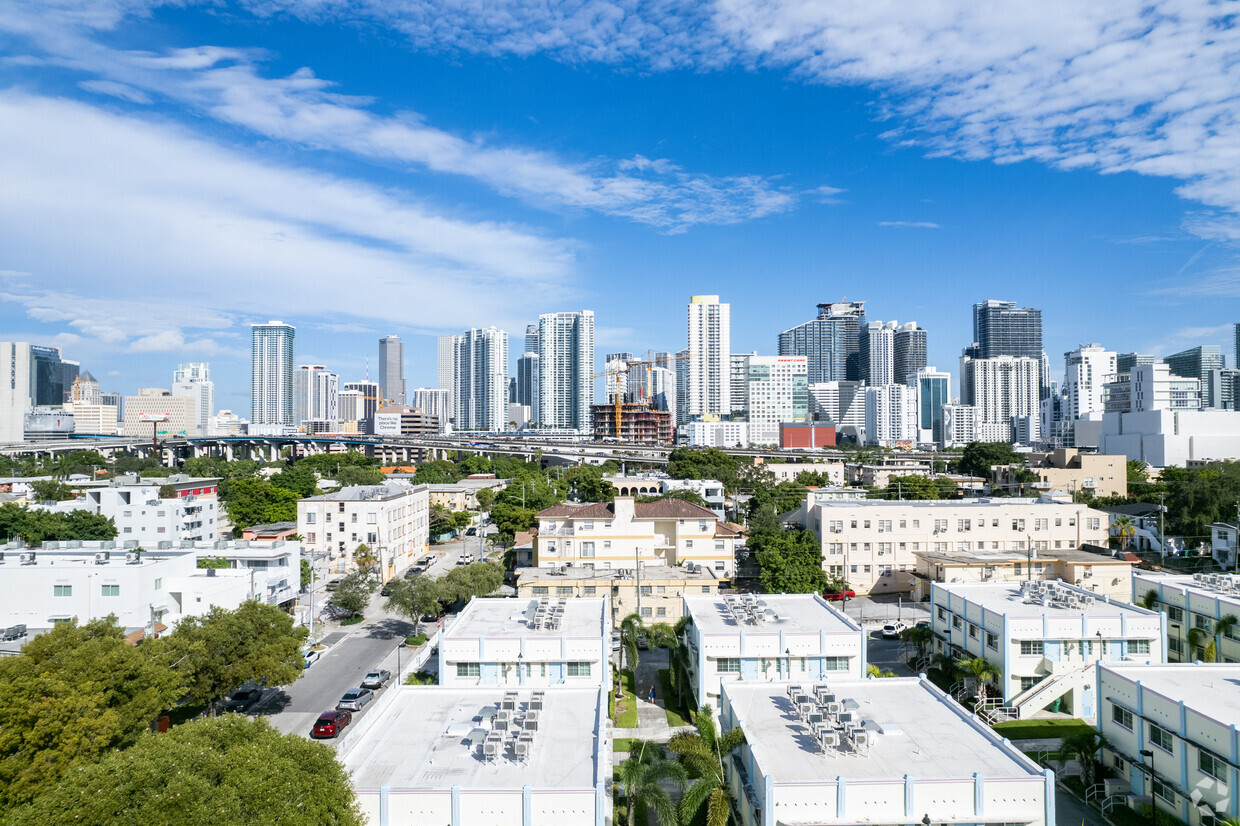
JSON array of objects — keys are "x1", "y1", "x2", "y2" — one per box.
[
  {"x1": 871, "y1": 475, "x2": 957, "y2": 501},
  {"x1": 750, "y1": 529, "x2": 831, "y2": 594},
  {"x1": 220, "y1": 478, "x2": 300, "y2": 530},
  {"x1": 0, "y1": 504, "x2": 117, "y2": 544},
  {"x1": 384, "y1": 574, "x2": 446, "y2": 621},
  {"x1": 5, "y1": 715, "x2": 362, "y2": 826},
  {"x1": 327, "y1": 572, "x2": 374, "y2": 617},
  {"x1": 667, "y1": 448, "x2": 742, "y2": 492},
  {"x1": 956, "y1": 442, "x2": 1022, "y2": 479},
  {"x1": 334, "y1": 465, "x2": 387, "y2": 486}
]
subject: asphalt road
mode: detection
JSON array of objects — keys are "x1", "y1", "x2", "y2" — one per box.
[{"x1": 866, "y1": 631, "x2": 919, "y2": 677}]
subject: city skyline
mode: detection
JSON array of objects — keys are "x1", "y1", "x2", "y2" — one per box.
[{"x1": 1, "y1": 3, "x2": 1238, "y2": 406}]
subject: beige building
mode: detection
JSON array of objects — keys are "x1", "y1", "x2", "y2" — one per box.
[
  {"x1": 122, "y1": 389, "x2": 196, "y2": 439},
  {"x1": 534, "y1": 497, "x2": 739, "y2": 578},
  {"x1": 758, "y1": 461, "x2": 845, "y2": 485},
  {"x1": 516, "y1": 565, "x2": 718, "y2": 624},
  {"x1": 804, "y1": 494, "x2": 1112, "y2": 595},
  {"x1": 68, "y1": 403, "x2": 118, "y2": 435},
  {"x1": 846, "y1": 460, "x2": 932, "y2": 488},
  {"x1": 912, "y1": 546, "x2": 1136, "y2": 601},
  {"x1": 426, "y1": 478, "x2": 508, "y2": 511},
  {"x1": 297, "y1": 483, "x2": 430, "y2": 582},
  {"x1": 993, "y1": 448, "x2": 1127, "y2": 498}
]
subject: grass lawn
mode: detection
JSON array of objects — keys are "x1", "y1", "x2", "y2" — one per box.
[
  {"x1": 405, "y1": 633, "x2": 428, "y2": 646},
  {"x1": 991, "y1": 718, "x2": 1095, "y2": 740},
  {"x1": 612, "y1": 669, "x2": 638, "y2": 728},
  {"x1": 340, "y1": 615, "x2": 364, "y2": 626},
  {"x1": 657, "y1": 669, "x2": 694, "y2": 728},
  {"x1": 614, "y1": 738, "x2": 636, "y2": 753}
]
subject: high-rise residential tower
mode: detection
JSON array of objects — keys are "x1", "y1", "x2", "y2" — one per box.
[
  {"x1": 686, "y1": 295, "x2": 730, "y2": 419},
  {"x1": 539, "y1": 311, "x2": 595, "y2": 431},
  {"x1": 452, "y1": 327, "x2": 509, "y2": 432},
  {"x1": 294, "y1": 365, "x2": 339, "y2": 427},
  {"x1": 729, "y1": 353, "x2": 754, "y2": 420},
  {"x1": 251, "y1": 321, "x2": 295, "y2": 428},
  {"x1": 778, "y1": 301, "x2": 866, "y2": 383},
  {"x1": 972, "y1": 300, "x2": 1043, "y2": 360},
  {"x1": 379, "y1": 335, "x2": 406, "y2": 405},
  {"x1": 524, "y1": 324, "x2": 540, "y2": 356},
  {"x1": 343, "y1": 380, "x2": 379, "y2": 432},
  {"x1": 1063, "y1": 345, "x2": 1117, "y2": 421},
  {"x1": 910, "y1": 367, "x2": 950, "y2": 444},
  {"x1": 1164, "y1": 345, "x2": 1225, "y2": 406},
  {"x1": 172, "y1": 362, "x2": 215, "y2": 436},
  {"x1": 893, "y1": 322, "x2": 927, "y2": 385},
  {"x1": 436, "y1": 335, "x2": 456, "y2": 425},
  {"x1": 858, "y1": 321, "x2": 896, "y2": 386},
  {"x1": 675, "y1": 348, "x2": 690, "y2": 426},
  {"x1": 744, "y1": 356, "x2": 808, "y2": 445}
]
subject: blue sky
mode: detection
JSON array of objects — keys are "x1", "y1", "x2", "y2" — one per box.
[{"x1": 1, "y1": 1, "x2": 1238, "y2": 412}]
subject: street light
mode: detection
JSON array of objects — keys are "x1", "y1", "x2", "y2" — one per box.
[
  {"x1": 1096, "y1": 629, "x2": 1105, "y2": 660},
  {"x1": 396, "y1": 641, "x2": 407, "y2": 682},
  {"x1": 517, "y1": 652, "x2": 524, "y2": 685},
  {"x1": 785, "y1": 647, "x2": 792, "y2": 680},
  {"x1": 1139, "y1": 749, "x2": 1155, "y2": 826}
]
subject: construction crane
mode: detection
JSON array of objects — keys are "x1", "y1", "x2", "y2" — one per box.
[{"x1": 593, "y1": 351, "x2": 689, "y2": 439}]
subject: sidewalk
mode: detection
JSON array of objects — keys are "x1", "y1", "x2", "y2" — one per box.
[{"x1": 615, "y1": 648, "x2": 695, "y2": 744}]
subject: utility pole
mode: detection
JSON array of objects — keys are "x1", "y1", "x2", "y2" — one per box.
[
  {"x1": 635, "y1": 543, "x2": 642, "y2": 619},
  {"x1": 1159, "y1": 491, "x2": 1166, "y2": 562},
  {"x1": 1026, "y1": 533, "x2": 1033, "y2": 581}
]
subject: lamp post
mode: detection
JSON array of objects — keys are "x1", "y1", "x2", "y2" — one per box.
[
  {"x1": 517, "y1": 652, "x2": 524, "y2": 686},
  {"x1": 396, "y1": 641, "x2": 407, "y2": 682},
  {"x1": 1096, "y1": 629, "x2": 1105, "y2": 661},
  {"x1": 1139, "y1": 748, "x2": 1155, "y2": 825},
  {"x1": 785, "y1": 647, "x2": 792, "y2": 680}
]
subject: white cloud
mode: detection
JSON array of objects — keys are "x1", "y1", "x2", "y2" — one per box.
[
  {"x1": 877, "y1": 221, "x2": 940, "y2": 229},
  {"x1": 78, "y1": 78, "x2": 152, "y2": 103}
]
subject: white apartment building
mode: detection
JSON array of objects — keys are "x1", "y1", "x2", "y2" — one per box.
[
  {"x1": 744, "y1": 355, "x2": 808, "y2": 445},
  {"x1": 251, "y1": 321, "x2": 295, "y2": 428},
  {"x1": 761, "y1": 462, "x2": 846, "y2": 486},
  {"x1": 1132, "y1": 571, "x2": 1240, "y2": 663},
  {"x1": 534, "y1": 497, "x2": 738, "y2": 577},
  {"x1": 538, "y1": 311, "x2": 595, "y2": 432},
  {"x1": 1065, "y1": 344, "x2": 1116, "y2": 418},
  {"x1": 450, "y1": 327, "x2": 509, "y2": 432},
  {"x1": 1078, "y1": 406, "x2": 1240, "y2": 467},
  {"x1": 803, "y1": 495, "x2": 1111, "y2": 595},
  {"x1": 683, "y1": 420, "x2": 750, "y2": 448},
  {"x1": 410, "y1": 387, "x2": 451, "y2": 433},
  {"x1": 207, "y1": 409, "x2": 249, "y2": 436},
  {"x1": 859, "y1": 320, "x2": 896, "y2": 385},
  {"x1": 122, "y1": 389, "x2": 196, "y2": 439},
  {"x1": 931, "y1": 580, "x2": 1164, "y2": 719},
  {"x1": 436, "y1": 334, "x2": 456, "y2": 425},
  {"x1": 964, "y1": 355, "x2": 1042, "y2": 444},
  {"x1": 912, "y1": 545, "x2": 1136, "y2": 602},
  {"x1": 682, "y1": 592, "x2": 865, "y2": 707},
  {"x1": 864, "y1": 383, "x2": 918, "y2": 446},
  {"x1": 339, "y1": 686, "x2": 609, "y2": 826},
  {"x1": 942, "y1": 403, "x2": 978, "y2": 447},
  {"x1": 687, "y1": 295, "x2": 731, "y2": 419},
  {"x1": 69, "y1": 402, "x2": 118, "y2": 436},
  {"x1": 172, "y1": 362, "x2": 214, "y2": 437},
  {"x1": 35, "y1": 480, "x2": 219, "y2": 543},
  {"x1": 0, "y1": 343, "x2": 34, "y2": 443},
  {"x1": 0, "y1": 542, "x2": 260, "y2": 635},
  {"x1": 605, "y1": 474, "x2": 727, "y2": 519},
  {"x1": 721, "y1": 678, "x2": 1054, "y2": 826},
  {"x1": 517, "y1": 565, "x2": 718, "y2": 625},
  {"x1": 297, "y1": 483, "x2": 429, "y2": 581},
  {"x1": 1096, "y1": 663, "x2": 1239, "y2": 826},
  {"x1": 293, "y1": 364, "x2": 339, "y2": 428},
  {"x1": 807, "y1": 380, "x2": 866, "y2": 433},
  {"x1": 438, "y1": 596, "x2": 610, "y2": 688}
]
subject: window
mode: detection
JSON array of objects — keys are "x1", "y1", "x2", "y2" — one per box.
[
  {"x1": 1167, "y1": 606, "x2": 1184, "y2": 622},
  {"x1": 641, "y1": 607, "x2": 652, "y2": 618},
  {"x1": 1200, "y1": 749, "x2": 1227, "y2": 780},
  {"x1": 1020, "y1": 641, "x2": 1044, "y2": 656},
  {"x1": 685, "y1": 540, "x2": 694, "y2": 548},
  {"x1": 986, "y1": 631, "x2": 998, "y2": 650},
  {"x1": 878, "y1": 542, "x2": 892, "y2": 556},
  {"x1": 657, "y1": 607, "x2": 667, "y2": 617},
  {"x1": 580, "y1": 542, "x2": 595, "y2": 558},
  {"x1": 899, "y1": 520, "x2": 907, "y2": 529},
  {"x1": 1152, "y1": 778, "x2": 1175, "y2": 804},
  {"x1": 308, "y1": 512, "x2": 318, "y2": 524},
  {"x1": 1149, "y1": 723, "x2": 1174, "y2": 753},
  {"x1": 701, "y1": 586, "x2": 711, "y2": 593},
  {"x1": 863, "y1": 520, "x2": 870, "y2": 529},
  {"x1": 532, "y1": 586, "x2": 549, "y2": 595},
  {"x1": 1020, "y1": 676, "x2": 1046, "y2": 691},
  {"x1": 1087, "y1": 518, "x2": 1101, "y2": 530},
  {"x1": 699, "y1": 521, "x2": 708, "y2": 532},
  {"x1": 969, "y1": 624, "x2": 979, "y2": 638},
  {"x1": 717, "y1": 657, "x2": 741, "y2": 673},
  {"x1": 1111, "y1": 705, "x2": 1133, "y2": 730},
  {"x1": 556, "y1": 586, "x2": 573, "y2": 596},
  {"x1": 937, "y1": 607, "x2": 946, "y2": 621},
  {"x1": 101, "y1": 584, "x2": 119, "y2": 597},
  {"x1": 351, "y1": 513, "x2": 358, "y2": 523},
  {"x1": 583, "y1": 521, "x2": 594, "y2": 530},
  {"x1": 53, "y1": 584, "x2": 72, "y2": 597},
  {"x1": 583, "y1": 586, "x2": 596, "y2": 595},
  {"x1": 934, "y1": 519, "x2": 948, "y2": 533},
  {"x1": 567, "y1": 662, "x2": 591, "y2": 677},
  {"x1": 1169, "y1": 637, "x2": 1185, "y2": 656},
  {"x1": 1195, "y1": 614, "x2": 1213, "y2": 632},
  {"x1": 957, "y1": 519, "x2": 971, "y2": 532},
  {"x1": 153, "y1": 578, "x2": 162, "y2": 590},
  {"x1": 656, "y1": 585, "x2": 666, "y2": 594},
  {"x1": 1035, "y1": 518, "x2": 1047, "y2": 531},
  {"x1": 952, "y1": 616, "x2": 962, "y2": 629},
  {"x1": 603, "y1": 541, "x2": 611, "y2": 550},
  {"x1": 640, "y1": 585, "x2": 653, "y2": 595},
  {"x1": 878, "y1": 520, "x2": 892, "y2": 532},
  {"x1": 456, "y1": 663, "x2": 481, "y2": 677},
  {"x1": 1130, "y1": 640, "x2": 1151, "y2": 655},
  {"x1": 823, "y1": 657, "x2": 850, "y2": 671}
]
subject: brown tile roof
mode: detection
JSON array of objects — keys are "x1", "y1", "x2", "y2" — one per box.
[
  {"x1": 536, "y1": 502, "x2": 616, "y2": 519},
  {"x1": 715, "y1": 523, "x2": 740, "y2": 538},
  {"x1": 632, "y1": 499, "x2": 718, "y2": 519}
]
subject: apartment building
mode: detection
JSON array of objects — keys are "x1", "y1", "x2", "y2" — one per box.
[
  {"x1": 681, "y1": 593, "x2": 865, "y2": 707},
  {"x1": 606, "y1": 474, "x2": 726, "y2": 520},
  {"x1": 931, "y1": 580, "x2": 1164, "y2": 718},
  {"x1": 1132, "y1": 572, "x2": 1240, "y2": 663},
  {"x1": 297, "y1": 483, "x2": 429, "y2": 581},
  {"x1": 720, "y1": 677, "x2": 1053, "y2": 826},
  {"x1": 993, "y1": 448, "x2": 1128, "y2": 498},
  {"x1": 912, "y1": 545, "x2": 1136, "y2": 601},
  {"x1": 804, "y1": 495, "x2": 1111, "y2": 594},
  {"x1": 438, "y1": 596, "x2": 609, "y2": 689},
  {"x1": 533, "y1": 497, "x2": 738, "y2": 577},
  {"x1": 515, "y1": 565, "x2": 718, "y2": 625},
  {"x1": 1096, "y1": 663, "x2": 1239, "y2": 826},
  {"x1": 36, "y1": 480, "x2": 219, "y2": 543}
]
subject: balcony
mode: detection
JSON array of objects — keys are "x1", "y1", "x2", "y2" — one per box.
[
  {"x1": 541, "y1": 527, "x2": 576, "y2": 537},
  {"x1": 654, "y1": 534, "x2": 674, "y2": 549}
]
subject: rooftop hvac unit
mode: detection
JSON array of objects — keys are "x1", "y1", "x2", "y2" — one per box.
[
  {"x1": 19, "y1": 552, "x2": 34, "y2": 564},
  {"x1": 94, "y1": 551, "x2": 110, "y2": 563},
  {"x1": 837, "y1": 711, "x2": 854, "y2": 725},
  {"x1": 786, "y1": 684, "x2": 804, "y2": 698},
  {"x1": 825, "y1": 702, "x2": 843, "y2": 716},
  {"x1": 799, "y1": 702, "x2": 815, "y2": 717},
  {"x1": 0, "y1": 552, "x2": 5, "y2": 564},
  {"x1": 45, "y1": 541, "x2": 59, "y2": 549},
  {"x1": 851, "y1": 731, "x2": 872, "y2": 750},
  {"x1": 65, "y1": 540, "x2": 82, "y2": 549},
  {"x1": 514, "y1": 740, "x2": 530, "y2": 759},
  {"x1": 125, "y1": 552, "x2": 141, "y2": 564},
  {"x1": 817, "y1": 731, "x2": 840, "y2": 749}
]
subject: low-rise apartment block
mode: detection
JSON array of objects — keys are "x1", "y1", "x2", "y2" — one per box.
[
  {"x1": 425, "y1": 477, "x2": 507, "y2": 511},
  {"x1": 682, "y1": 593, "x2": 865, "y2": 707},
  {"x1": 1096, "y1": 663, "x2": 1239, "y2": 826},
  {"x1": 993, "y1": 448, "x2": 1128, "y2": 498},
  {"x1": 606, "y1": 475, "x2": 727, "y2": 520},
  {"x1": 534, "y1": 497, "x2": 738, "y2": 578},
  {"x1": 720, "y1": 677, "x2": 1054, "y2": 826},
  {"x1": 297, "y1": 483, "x2": 429, "y2": 581},
  {"x1": 912, "y1": 545, "x2": 1136, "y2": 601},
  {"x1": 438, "y1": 596, "x2": 610, "y2": 689},
  {"x1": 515, "y1": 565, "x2": 718, "y2": 624},
  {"x1": 931, "y1": 580, "x2": 1164, "y2": 719},
  {"x1": 35, "y1": 479, "x2": 219, "y2": 543},
  {"x1": 804, "y1": 495, "x2": 1111, "y2": 595},
  {"x1": 1133, "y1": 571, "x2": 1240, "y2": 663}
]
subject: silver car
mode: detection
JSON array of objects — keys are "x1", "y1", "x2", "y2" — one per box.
[
  {"x1": 337, "y1": 688, "x2": 375, "y2": 711},
  {"x1": 361, "y1": 669, "x2": 391, "y2": 689}
]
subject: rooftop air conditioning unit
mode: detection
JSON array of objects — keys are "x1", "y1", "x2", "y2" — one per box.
[
  {"x1": 94, "y1": 551, "x2": 110, "y2": 563},
  {"x1": 125, "y1": 552, "x2": 141, "y2": 564},
  {"x1": 19, "y1": 552, "x2": 34, "y2": 564}
]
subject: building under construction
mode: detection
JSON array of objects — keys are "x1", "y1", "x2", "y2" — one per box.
[{"x1": 589, "y1": 403, "x2": 673, "y2": 446}]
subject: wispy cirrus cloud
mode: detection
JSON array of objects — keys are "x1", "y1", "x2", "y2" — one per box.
[{"x1": 877, "y1": 221, "x2": 939, "y2": 229}]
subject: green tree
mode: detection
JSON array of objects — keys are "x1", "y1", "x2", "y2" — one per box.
[
  {"x1": 5, "y1": 715, "x2": 363, "y2": 826},
  {"x1": 1215, "y1": 614, "x2": 1238, "y2": 658},
  {"x1": 900, "y1": 624, "x2": 934, "y2": 659},
  {"x1": 668, "y1": 704, "x2": 746, "y2": 826},
  {"x1": 637, "y1": 488, "x2": 709, "y2": 509},
  {"x1": 956, "y1": 656, "x2": 999, "y2": 706},
  {"x1": 384, "y1": 575, "x2": 446, "y2": 622},
  {"x1": 1112, "y1": 515, "x2": 1136, "y2": 550},
  {"x1": 441, "y1": 561, "x2": 503, "y2": 605},
  {"x1": 301, "y1": 558, "x2": 313, "y2": 589},
  {"x1": 475, "y1": 487, "x2": 496, "y2": 510},
  {"x1": 617, "y1": 741, "x2": 686, "y2": 826},
  {"x1": 1057, "y1": 730, "x2": 1108, "y2": 789},
  {"x1": 866, "y1": 663, "x2": 896, "y2": 677},
  {"x1": 270, "y1": 464, "x2": 319, "y2": 498},
  {"x1": 222, "y1": 478, "x2": 300, "y2": 530},
  {"x1": 334, "y1": 465, "x2": 387, "y2": 486},
  {"x1": 667, "y1": 448, "x2": 741, "y2": 492},
  {"x1": 751, "y1": 529, "x2": 830, "y2": 594},
  {"x1": 1187, "y1": 627, "x2": 1210, "y2": 661},
  {"x1": 1127, "y1": 460, "x2": 1149, "y2": 484},
  {"x1": 1, "y1": 507, "x2": 118, "y2": 544},
  {"x1": 27, "y1": 479, "x2": 76, "y2": 501},
  {"x1": 619, "y1": 612, "x2": 642, "y2": 676},
  {"x1": 1139, "y1": 589, "x2": 1159, "y2": 610},
  {"x1": 327, "y1": 572, "x2": 374, "y2": 618},
  {"x1": 168, "y1": 602, "x2": 308, "y2": 713},
  {"x1": 196, "y1": 556, "x2": 231, "y2": 569},
  {"x1": 183, "y1": 456, "x2": 263, "y2": 480},
  {"x1": 353, "y1": 543, "x2": 378, "y2": 576},
  {"x1": 296, "y1": 451, "x2": 380, "y2": 477},
  {"x1": 414, "y1": 460, "x2": 463, "y2": 484},
  {"x1": 429, "y1": 502, "x2": 457, "y2": 536},
  {"x1": 957, "y1": 442, "x2": 1022, "y2": 480},
  {"x1": 0, "y1": 618, "x2": 185, "y2": 809},
  {"x1": 875, "y1": 474, "x2": 956, "y2": 501}
]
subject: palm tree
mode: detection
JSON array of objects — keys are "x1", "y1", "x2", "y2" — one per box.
[
  {"x1": 620, "y1": 612, "x2": 643, "y2": 678},
  {"x1": 1138, "y1": 589, "x2": 1159, "y2": 610},
  {"x1": 900, "y1": 625, "x2": 934, "y2": 661},
  {"x1": 1057, "y1": 730, "x2": 1107, "y2": 789},
  {"x1": 617, "y1": 740, "x2": 686, "y2": 826},
  {"x1": 668, "y1": 705, "x2": 746, "y2": 826},
  {"x1": 1215, "y1": 614, "x2": 1238, "y2": 656},
  {"x1": 1112, "y1": 515, "x2": 1136, "y2": 551},
  {"x1": 930, "y1": 653, "x2": 960, "y2": 685},
  {"x1": 956, "y1": 656, "x2": 1000, "y2": 706},
  {"x1": 1187, "y1": 627, "x2": 1210, "y2": 661}
]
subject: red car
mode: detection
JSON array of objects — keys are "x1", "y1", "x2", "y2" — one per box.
[
  {"x1": 822, "y1": 588, "x2": 856, "y2": 601},
  {"x1": 311, "y1": 710, "x2": 352, "y2": 739}
]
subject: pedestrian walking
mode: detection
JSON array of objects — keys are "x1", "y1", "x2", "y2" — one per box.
[{"x1": 648, "y1": 684, "x2": 656, "y2": 703}]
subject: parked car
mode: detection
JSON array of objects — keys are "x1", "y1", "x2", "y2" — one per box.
[
  {"x1": 310, "y1": 710, "x2": 351, "y2": 739},
  {"x1": 301, "y1": 649, "x2": 321, "y2": 668},
  {"x1": 324, "y1": 578, "x2": 342, "y2": 592},
  {"x1": 337, "y1": 688, "x2": 375, "y2": 711},
  {"x1": 361, "y1": 669, "x2": 391, "y2": 689},
  {"x1": 222, "y1": 686, "x2": 263, "y2": 713},
  {"x1": 822, "y1": 588, "x2": 856, "y2": 601},
  {"x1": 881, "y1": 621, "x2": 907, "y2": 639},
  {"x1": 405, "y1": 564, "x2": 424, "y2": 577},
  {"x1": 610, "y1": 631, "x2": 622, "y2": 653},
  {"x1": 380, "y1": 581, "x2": 394, "y2": 596},
  {"x1": 465, "y1": 527, "x2": 477, "y2": 536},
  {"x1": 456, "y1": 553, "x2": 474, "y2": 565}
]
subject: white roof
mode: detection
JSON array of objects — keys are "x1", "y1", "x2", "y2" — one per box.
[
  {"x1": 342, "y1": 687, "x2": 603, "y2": 790},
  {"x1": 1134, "y1": 572, "x2": 1240, "y2": 609},
  {"x1": 726, "y1": 679, "x2": 1041, "y2": 782},
  {"x1": 936, "y1": 581, "x2": 1152, "y2": 619},
  {"x1": 1101, "y1": 663, "x2": 1240, "y2": 725},
  {"x1": 445, "y1": 596, "x2": 608, "y2": 639},
  {"x1": 684, "y1": 593, "x2": 862, "y2": 636}
]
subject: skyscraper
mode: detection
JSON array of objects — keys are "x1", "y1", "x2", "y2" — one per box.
[
  {"x1": 539, "y1": 311, "x2": 595, "y2": 431},
  {"x1": 687, "y1": 295, "x2": 730, "y2": 419},
  {"x1": 251, "y1": 321, "x2": 295, "y2": 428},
  {"x1": 436, "y1": 335, "x2": 456, "y2": 425},
  {"x1": 172, "y1": 362, "x2": 215, "y2": 437},
  {"x1": 604, "y1": 352, "x2": 634, "y2": 402},
  {"x1": 858, "y1": 321, "x2": 896, "y2": 386},
  {"x1": 379, "y1": 335, "x2": 406, "y2": 405},
  {"x1": 410, "y1": 387, "x2": 452, "y2": 433},
  {"x1": 524, "y1": 324, "x2": 540, "y2": 356},
  {"x1": 1164, "y1": 345, "x2": 1225, "y2": 406},
  {"x1": 294, "y1": 365, "x2": 339, "y2": 427},
  {"x1": 452, "y1": 327, "x2": 509, "y2": 431},
  {"x1": 516, "y1": 353, "x2": 540, "y2": 424},
  {"x1": 972, "y1": 300, "x2": 1043, "y2": 359},
  {"x1": 910, "y1": 367, "x2": 950, "y2": 443},
  {"x1": 631, "y1": 365, "x2": 676, "y2": 415},
  {"x1": 744, "y1": 356, "x2": 808, "y2": 445},
  {"x1": 893, "y1": 322, "x2": 927, "y2": 385},
  {"x1": 343, "y1": 380, "x2": 379, "y2": 431},
  {"x1": 1063, "y1": 345, "x2": 1117, "y2": 421},
  {"x1": 729, "y1": 353, "x2": 754, "y2": 420},
  {"x1": 778, "y1": 301, "x2": 866, "y2": 383},
  {"x1": 675, "y1": 348, "x2": 689, "y2": 426},
  {"x1": 962, "y1": 355, "x2": 1041, "y2": 443}
]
